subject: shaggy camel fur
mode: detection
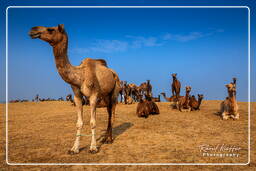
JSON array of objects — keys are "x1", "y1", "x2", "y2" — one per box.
[
  {"x1": 178, "y1": 86, "x2": 191, "y2": 112},
  {"x1": 189, "y1": 94, "x2": 204, "y2": 111},
  {"x1": 220, "y1": 83, "x2": 239, "y2": 120},
  {"x1": 29, "y1": 24, "x2": 120, "y2": 154},
  {"x1": 171, "y1": 73, "x2": 181, "y2": 99}
]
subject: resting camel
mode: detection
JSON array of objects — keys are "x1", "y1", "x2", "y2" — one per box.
[
  {"x1": 136, "y1": 94, "x2": 159, "y2": 118},
  {"x1": 151, "y1": 95, "x2": 161, "y2": 102},
  {"x1": 177, "y1": 86, "x2": 191, "y2": 112},
  {"x1": 29, "y1": 24, "x2": 120, "y2": 154},
  {"x1": 171, "y1": 73, "x2": 181, "y2": 99},
  {"x1": 160, "y1": 92, "x2": 175, "y2": 102},
  {"x1": 136, "y1": 95, "x2": 150, "y2": 118},
  {"x1": 189, "y1": 94, "x2": 204, "y2": 111},
  {"x1": 220, "y1": 83, "x2": 239, "y2": 120}
]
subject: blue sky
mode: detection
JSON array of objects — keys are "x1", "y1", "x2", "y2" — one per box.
[{"x1": 0, "y1": 0, "x2": 255, "y2": 102}]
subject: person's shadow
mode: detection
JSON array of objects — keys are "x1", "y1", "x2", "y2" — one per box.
[{"x1": 79, "y1": 122, "x2": 133, "y2": 153}]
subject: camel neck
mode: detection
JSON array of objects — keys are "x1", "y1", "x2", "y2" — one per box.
[
  {"x1": 197, "y1": 98, "x2": 202, "y2": 108},
  {"x1": 52, "y1": 34, "x2": 82, "y2": 87},
  {"x1": 185, "y1": 91, "x2": 190, "y2": 98}
]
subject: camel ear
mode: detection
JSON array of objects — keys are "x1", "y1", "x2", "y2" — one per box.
[{"x1": 58, "y1": 24, "x2": 64, "y2": 32}]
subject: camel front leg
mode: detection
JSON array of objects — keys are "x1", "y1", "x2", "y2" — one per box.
[
  {"x1": 68, "y1": 93, "x2": 83, "y2": 155},
  {"x1": 89, "y1": 95, "x2": 98, "y2": 153}
]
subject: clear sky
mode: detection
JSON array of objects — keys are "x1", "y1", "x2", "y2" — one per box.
[{"x1": 0, "y1": 0, "x2": 255, "y2": 102}]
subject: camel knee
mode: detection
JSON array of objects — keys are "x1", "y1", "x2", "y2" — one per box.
[
  {"x1": 90, "y1": 120, "x2": 96, "y2": 129},
  {"x1": 76, "y1": 120, "x2": 83, "y2": 129}
]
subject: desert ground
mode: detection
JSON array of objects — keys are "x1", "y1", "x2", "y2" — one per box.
[{"x1": 0, "y1": 100, "x2": 255, "y2": 170}]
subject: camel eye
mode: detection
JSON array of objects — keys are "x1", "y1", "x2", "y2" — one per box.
[{"x1": 47, "y1": 28, "x2": 55, "y2": 34}]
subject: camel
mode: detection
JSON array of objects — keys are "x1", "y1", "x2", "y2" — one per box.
[
  {"x1": 171, "y1": 73, "x2": 181, "y2": 99},
  {"x1": 136, "y1": 95, "x2": 150, "y2": 118},
  {"x1": 136, "y1": 94, "x2": 160, "y2": 118},
  {"x1": 151, "y1": 95, "x2": 161, "y2": 102},
  {"x1": 220, "y1": 83, "x2": 239, "y2": 120},
  {"x1": 177, "y1": 86, "x2": 191, "y2": 112},
  {"x1": 160, "y1": 92, "x2": 175, "y2": 102},
  {"x1": 189, "y1": 94, "x2": 204, "y2": 111},
  {"x1": 119, "y1": 81, "x2": 124, "y2": 103},
  {"x1": 145, "y1": 95, "x2": 160, "y2": 115},
  {"x1": 29, "y1": 24, "x2": 120, "y2": 154},
  {"x1": 139, "y1": 80, "x2": 152, "y2": 97},
  {"x1": 232, "y1": 77, "x2": 237, "y2": 97}
]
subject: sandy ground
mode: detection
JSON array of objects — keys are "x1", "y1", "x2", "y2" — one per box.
[{"x1": 0, "y1": 100, "x2": 255, "y2": 170}]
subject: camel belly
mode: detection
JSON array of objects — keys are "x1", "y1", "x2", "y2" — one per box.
[{"x1": 95, "y1": 65, "x2": 115, "y2": 94}]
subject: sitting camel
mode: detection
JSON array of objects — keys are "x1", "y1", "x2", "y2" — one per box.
[
  {"x1": 177, "y1": 86, "x2": 191, "y2": 112},
  {"x1": 189, "y1": 94, "x2": 204, "y2": 111},
  {"x1": 136, "y1": 95, "x2": 160, "y2": 118},
  {"x1": 151, "y1": 95, "x2": 161, "y2": 102},
  {"x1": 220, "y1": 83, "x2": 239, "y2": 120},
  {"x1": 29, "y1": 24, "x2": 120, "y2": 154}
]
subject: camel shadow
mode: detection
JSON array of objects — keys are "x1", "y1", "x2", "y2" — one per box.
[{"x1": 79, "y1": 122, "x2": 133, "y2": 153}]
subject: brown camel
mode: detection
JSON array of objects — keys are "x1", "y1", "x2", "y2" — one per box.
[
  {"x1": 136, "y1": 95, "x2": 150, "y2": 118},
  {"x1": 29, "y1": 24, "x2": 120, "y2": 154},
  {"x1": 171, "y1": 73, "x2": 181, "y2": 99},
  {"x1": 178, "y1": 86, "x2": 191, "y2": 112},
  {"x1": 139, "y1": 80, "x2": 152, "y2": 97},
  {"x1": 151, "y1": 95, "x2": 161, "y2": 102},
  {"x1": 160, "y1": 92, "x2": 175, "y2": 102},
  {"x1": 232, "y1": 77, "x2": 237, "y2": 97},
  {"x1": 189, "y1": 94, "x2": 204, "y2": 111},
  {"x1": 220, "y1": 83, "x2": 239, "y2": 120}
]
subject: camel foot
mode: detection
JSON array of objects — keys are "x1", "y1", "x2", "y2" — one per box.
[
  {"x1": 101, "y1": 137, "x2": 113, "y2": 144},
  {"x1": 89, "y1": 149, "x2": 98, "y2": 154},
  {"x1": 67, "y1": 149, "x2": 79, "y2": 155}
]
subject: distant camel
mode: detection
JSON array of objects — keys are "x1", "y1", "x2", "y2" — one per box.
[
  {"x1": 189, "y1": 94, "x2": 204, "y2": 111},
  {"x1": 151, "y1": 95, "x2": 161, "y2": 102},
  {"x1": 232, "y1": 77, "x2": 237, "y2": 97},
  {"x1": 171, "y1": 73, "x2": 181, "y2": 99},
  {"x1": 178, "y1": 86, "x2": 191, "y2": 112},
  {"x1": 29, "y1": 24, "x2": 120, "y2": 154},
  {"x1": 160, "y1": 92, "x2": 175, "y2": 102},
  {"x1": 136, "y1": 95, "x2": 159, "y2": 118},
  {"x1": 139, "y1": 80, "x2": 152, "y2": 97},
  {"x1": 136, "y1": 95, "x2": 150, "y2": 118},
  {"x1": 220, "y1": 83, "x2": 239, "y2": 120}
]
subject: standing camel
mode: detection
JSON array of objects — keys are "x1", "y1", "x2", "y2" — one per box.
[
  {"x1": 29, "y1": 24, "x2": 120, "y2": 154},
  {"x1": 171, "y1": 73, "x2": 181, "y2": 99}
]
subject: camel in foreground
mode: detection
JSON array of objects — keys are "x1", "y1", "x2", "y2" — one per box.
[
  {"x1": 220, "y1": 83, "x2": 239, "y2": 120},
  {"x1": 29, "y1": 24, "x2": 120, "y2": 154}
]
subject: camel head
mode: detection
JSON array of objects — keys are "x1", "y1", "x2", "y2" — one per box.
[
  {"x1": 172, "y1": 73, "x2": 177, "y2": 79},
  {"x1": 29, "y1": 24, "x2": 65, "y2": 46},
  {"x1": 185, "y1": 86, "x2": 191, "y2": 93},
  {"x1": 198, "y1": 94, "x2": 204, "y2": 100},
  {"x1": 226, "y1": 83, "x2": 236, "y2": 93}
]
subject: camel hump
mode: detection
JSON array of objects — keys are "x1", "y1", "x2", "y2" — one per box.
[
  {"x1": 94, "y1": 59, "x2": 107, "y2": 67},
  {"x1": 80, "y1": 58, "x2": 108, "y2": 67}
]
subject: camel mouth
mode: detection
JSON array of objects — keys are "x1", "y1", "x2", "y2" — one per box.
[{"x1": 29, "y1": 31, "x2": 41, "y2": 39}]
